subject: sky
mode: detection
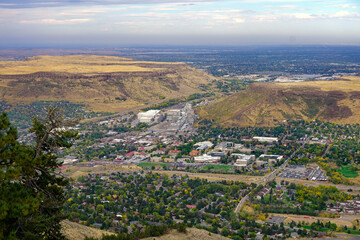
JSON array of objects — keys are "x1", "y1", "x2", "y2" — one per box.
[{"x1": 0, "y1": 0, "x2": 359, "y2": 47}]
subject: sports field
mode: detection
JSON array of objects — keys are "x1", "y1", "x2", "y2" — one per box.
[{"x1": 338, "y1": 165, "x2": 359, "y2": 178}]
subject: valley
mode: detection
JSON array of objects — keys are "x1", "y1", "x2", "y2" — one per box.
[{"x1": 2, "y1": 49, "x2": 360, "y2": 240}]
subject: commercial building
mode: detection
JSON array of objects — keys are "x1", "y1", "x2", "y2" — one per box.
[
  {"x1": 194, "y1": 141, "x2": 214, "y2": 151},
  {"x1": 194, "y1": 154, "x2": 220, "y2": 163},
  {"x1": 232, "y1": 154, "x2": 255, "y2": 168},
  {"x1": 253, "y1": 137, "x2": 278, "y2": 143}
]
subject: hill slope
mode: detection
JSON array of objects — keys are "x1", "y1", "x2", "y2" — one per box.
[
  {"x1": 61, "y1": 220, "x2": 114, "y2": 240},
  {"x1": 142, "y1": 228, "x2": 229, "y2": 240},
  {"x1": 198, "y1": 76, "x2": 360, "y2": 127},
  {"x1": 0, "y1": 55, "x2": 211, "y2": 112}
]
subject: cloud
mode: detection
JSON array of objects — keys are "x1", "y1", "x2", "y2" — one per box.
[
  {"x1": 329, "y1": 11, "x2": 360, "y2": 19},
  {"x1": 20, "y1": 18, "x2": 92, "y2": 24},
  {"x1": 0, "y1": 0, "x2": 219, "y2": 8},
  {"x1": 279, "y1": 5, "x2": 297, "y2": 9},
  {"x1": 326, "y1": 4, "x2": 354, "y2": 9},
  {"x1": 59, "y1": 8, "x2": 111, "y2": 16}
]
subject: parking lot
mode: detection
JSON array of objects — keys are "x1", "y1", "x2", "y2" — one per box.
[{"x1": 279, "y1": 165, "x2": 328, "y2": 181}]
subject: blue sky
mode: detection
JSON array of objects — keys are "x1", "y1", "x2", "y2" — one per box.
[{"x1": 0, "y1": 0, "x2": 359, "y2": 47}]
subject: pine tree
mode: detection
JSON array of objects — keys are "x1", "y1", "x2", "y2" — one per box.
[{"x1": 0, "y1": 109, "x2": 77, "y2": 239}]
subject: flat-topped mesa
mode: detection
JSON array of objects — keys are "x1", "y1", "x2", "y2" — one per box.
[{"x1": 0, "y1": 55, "x2": 211, "y2": 112}]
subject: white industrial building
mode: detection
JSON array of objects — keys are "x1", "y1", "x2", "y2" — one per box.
[
  {"x1": 194, "y1": 154, "x2": 220, "y2": 163},
  {"x1": 137, "y1": 110, "x2": 162, "y2": 123},
  {"x1": 232, "y1": 154, "x2": 255, "y2": 168},
  {"x1": 253, "y1": 136, "x2": 278, "y2": 143}
]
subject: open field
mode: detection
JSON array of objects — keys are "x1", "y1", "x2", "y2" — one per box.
[
  {"x1": 0, "y1": 55, "x2": 211, "y2": 112},
  {"x1": 338, "y1": 165, "x2": 359, "y2": 178},
  {"x1": 138, "y1": 162, "x2": 169, "y2": 168},
  {"x1": 198, "y1": 76, "x2": 360, "y2": 127},
  {"x1": 202, "y1": 164, "x2": 234, "y2": 172}
]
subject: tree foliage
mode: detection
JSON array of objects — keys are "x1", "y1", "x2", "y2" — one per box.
[{"x1": 0, "y1": 109, "x2": 77, "y2": 240}]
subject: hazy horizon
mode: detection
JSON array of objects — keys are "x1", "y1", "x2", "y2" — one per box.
[{"x1": 0, "y1": 0, "x2": 359, "y2": 48}]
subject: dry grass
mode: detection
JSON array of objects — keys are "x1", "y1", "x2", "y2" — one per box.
[
  {"x1": 65, "y1": 164, "x2": 142, "y2": 179},
  {"x1": 0, "y1": 55, "x2": 180, "y2": 75},
  {"x1": 61, "y1": 220, "x2": 114, "y2": 240},
  {"x1": 142, "y1": 228, "x2": 229, "y2": 240},
  {"x1": 278, "y1": 214, "x2": 360, "y2": 228},
  {"x1": 0, "y1": 55, "x2": 211, "y2": 112},
  {"x1": 152, "y1": 170, "x2": 263, "y2": 183},
  {"x1": 199, "y1": 76, "x2": 360, "y2": 127},
  {"x1": 275, "y1": 76, "x2": 360, "y2": 92}
]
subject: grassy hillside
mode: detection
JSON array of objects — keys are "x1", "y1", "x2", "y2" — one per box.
[
  {"x1": 142, "y1": 228, "x2": 229, "y2": 240},
  {"x1": 198, "y1": 76, "x2": 360, "y2": 127},
  {"x1": 61, "y1": 220, "x2": 114, "y2": 240},
  {"x1": 0, "y1": 55, "x2": 211, "y2": 112}
]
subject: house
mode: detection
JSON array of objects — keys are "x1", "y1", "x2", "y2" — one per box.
[
  {"x1": 190, "y1": 150, "x2": 201, "y2": 157},
  {"x1": 186, "y1": 205, "x2": 197, "y2": 209},
  {"x1": 154, "y1": 165, "x2": 164, "y2": 170},
  {"x1": 256, "y1": 186, "x2": 271, "y2": 200},
  {"x1": 125, "y1": 151, "x2": 136, "y2": 158},
  {"x1": 169, "y1": 149, "x2": 181, "y2": 156}
]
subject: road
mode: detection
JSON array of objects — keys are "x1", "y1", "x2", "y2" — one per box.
[
  {"x1": 234, "y1": 195, "x2": 248, "y2": 213},
  {"x1": 234, "y1": 142, "x2": 306, "y2": 213}
]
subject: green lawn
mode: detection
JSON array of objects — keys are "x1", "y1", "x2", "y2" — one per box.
[
  {"x1": 338, "y1": 165, "x2": 359, "y2": 178},
  {"x1": 202, "y1": 164, "x2": 233, "y2": 172},
  {"x1": 137, "y1": 162, "x2": 168, "y2": 168},
  {"x1": 302, "y1": 226, "x2": 329, "y2": 232},
  {"x1": 348, "y1": 230, "x2": 360, "y2": 235}
]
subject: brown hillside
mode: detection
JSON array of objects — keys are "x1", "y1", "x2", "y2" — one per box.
[
  {"x1": 198, "y1": 76, "x2": 360, "y2": 127},
  {"x1": 61, "y1": 220, "x2": 114, "y2": 240},
  {"x1": 0, "y1": 55, "x2": 211, "y2": 112},
  {"x1": 142, "y1": 228, "x2": 229, "y2": 240}
]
